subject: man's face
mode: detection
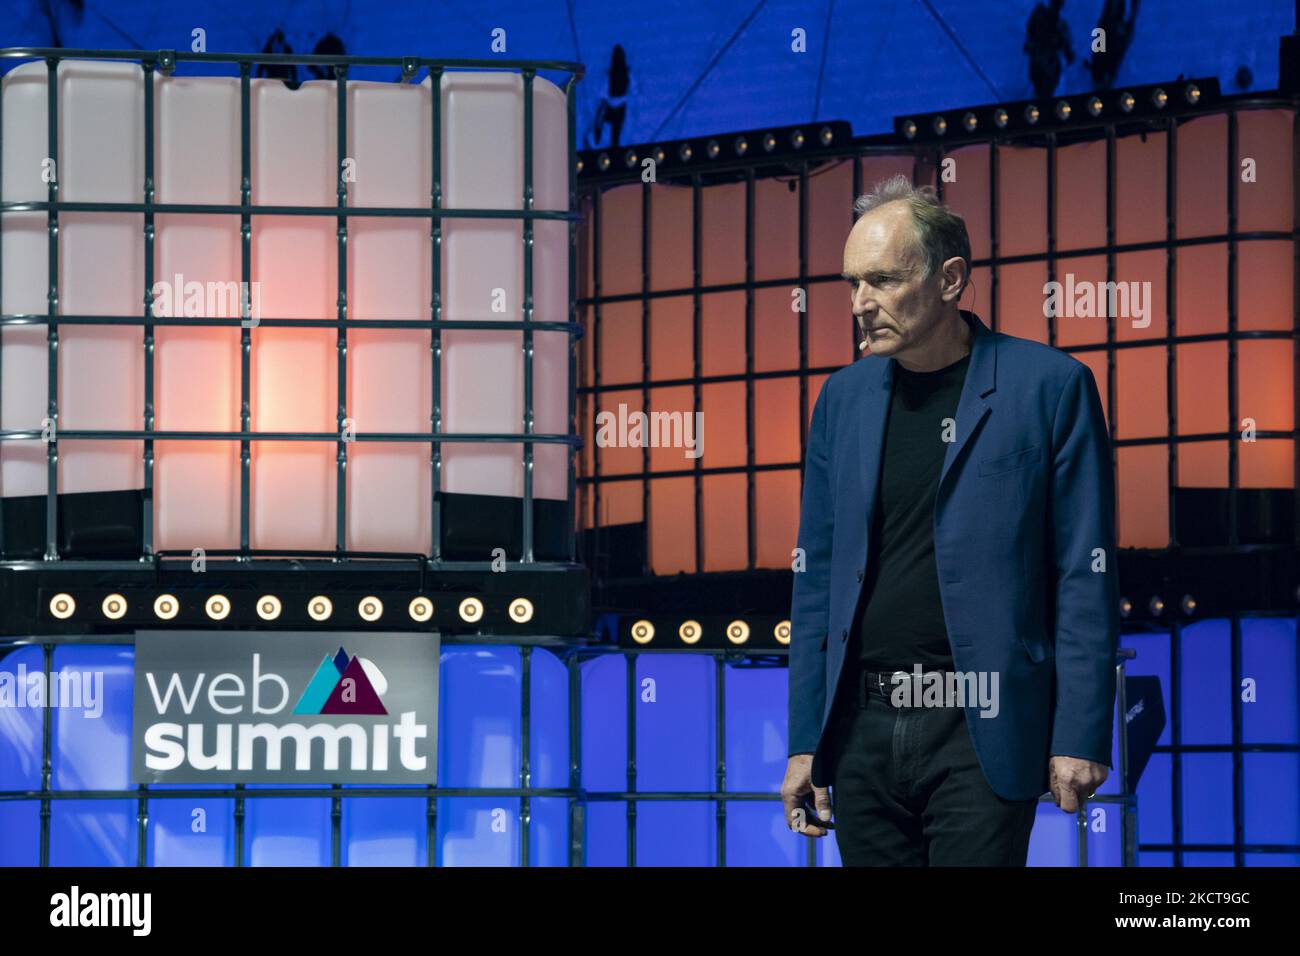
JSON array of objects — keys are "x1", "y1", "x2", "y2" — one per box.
[{"x1": 841, "y1": 202, "x2": 948, "y2": 358}]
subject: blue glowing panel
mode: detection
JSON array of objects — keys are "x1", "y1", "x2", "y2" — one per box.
[
  {"x1": 1242, "y1": 617, "x2": 1298, "y2": 744},
  {"x1": 1243, "y1": 753, "x2": 1300, "y2": 846},
  {"x1": 1027, "y1": 801, "x2": 1076, "y2": 866},
  {"x1": 584, "y1": 801, "x2": 628, "y2": 867},
  {"x1": 147, "y1": 785, "x2": 235, "y2": 866},
  {"x1": 725, "y1": 801, "x2": 799, "y2": 866},
  {"x1": 342, "y1": 795, "x2": 426, "y2": 866},
  {"x1": 1246, "y1": 853, "x2": 1300, "y2": 866},
  {"x1": 0, "y1": 802, "x2": 39, "y2": 865},
  {"x1": 1181, "y1": 753, "x2": 1234, "y2": 845},
  {"x1": 437, "y1": 797, "x2": 517, "y2": 866},
  {"x1": 529, "y1": 649, "x2": 569, "y2": 791},
  {"x1": 1179, "y1": 620, "x2": 1231, "y2": 746},
  {"x1": 527, "y1": 796, "x2": 568, "y2": 867},
  {"x1": 0, "y1": 646, "x2": 44, "y2": 792},
  {"x1": 1137, "y1": 752, "x2": 1173, "y2": 845},
  {"x1": 1122, "y1": 630, "x2": 1172, "y2": 747},
  {"x1": 50, "y1": 799, "x2": 135, "y2": 866},
  {"x1": 243, "y1": 786, "x2": 331, "y2": 866},
  {"x1": 635, "y1": 654, "x2": 713, "y2": 792},
  {"x1": 1084, "y1": 803, "x2": 1124, "y2": 867},
  {"x1": 580, "y1": 654, "x2": 626, "y2": 793},
  {"x1": 724, "y1": 663, "x2": 786, "y2": 793},
  {"x1": 636, "y1": 800, "x2": 713, "y2": 866},
  {"x1": 1141, "y1": 852, "x2": 1173, "y2": 866},
  {"x1": 1183, "y1": 852, "x2": 1235, "y2": 865},
  {"x1": 440, "y1": 646, "x2": 520, "y2": 790},
  {"x1": 817, "y1": 829, "x2": 841, "y2": 867},
  {"x1": 52, "y1": 645, "x2": 134, "y2": 791}
]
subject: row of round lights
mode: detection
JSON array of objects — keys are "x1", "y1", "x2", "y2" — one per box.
[
  {"x1": 1120, "y1": 595, "x2": 1198, "y2": 618},
  {"x1": 49, "y1": 593, "x2": 536, "y2": 624},
  {"x1": 581, "y1": 126, "x2": 838, "y2": 174},
  {"x1": 629, "y1": 618, "x2": 791, "y2": 646},
  {"x1": 903, "y1": 83, "x2": 1202, "y2": 140}
]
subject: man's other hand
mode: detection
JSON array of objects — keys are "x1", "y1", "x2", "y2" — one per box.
[
  {"x1": 1049, "y1": 755, "x2": 1108, "y2": 813},
  {"x1": 781, "y1": 754, "x2": 832, "y2": 836}
]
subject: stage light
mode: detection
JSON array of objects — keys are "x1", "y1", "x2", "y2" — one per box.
[
  {"x1": 993, "y1": 109, "x2": 1008, "y2": 128},
  {"x1": 205, "y1": 594, "x2": 230, "y2": 621},
  {"x1": 1148, "y1": 595, "x2": 1165, "y2": 616},
  {"x1": 408, "y1": 596, "x2": 434, "y2": 623},
  {"x1": 623, "y1": 148, "x2": 638, "y2": 168},
  {"x1": 307, "y1": 595, "x2": 333, "y2": 622},
  {"x1": 1055, "y1": 99, "x2": 1071, "y2": 120},
  {"x1": 790, "y1": 128, "x2": 805, "y2": 148},
  {"x1": 1184, "y1": 82, "x2": 1201, "y2": 104},
  {"x1": 1087, "y1": 96, "x2": 1104, "y2": 117},
  {"x1": 154, "y1": 594, "x2": 180, "y2": 620},
  {"x1": 678, "y1": 619, "x2": 702, "y2": 645},
  {"x1": 631, "y1": 619, "x2": 655, "y2": 644},
  {"x1": 508, "y1": 597, "x2": 534, "y2": 623},
  {"x1": 762, "y1": 131, "x2": 777, "y2": 151},
  {"x1": 1181, "y1": 594, "x2": 1197, "y2": 616},
  {"x1": 678, "y1": 142, "x2": 693, "y2": 161},
  {"x1": 725, "y1": 620, "x2": 750, "y2": 645},
  {"x1": 256, "y1": 595, "x2": 282, "y2": 621},
  {"x1": 1119, "y1": 597, "x2": 1132, "y2": 618},
  {"x1": 1119, "y1": 91, "x2": 1136, "y2": 112},
  {"x1": 733, "y1": 135, "x2": 748, "y2": 155},
  {"x1": 575, "y1": 156, "x2": 584, "y2": 174},
  {"x1": 706, "y1": 138, "x2": 720, "y2": 159},
  {"x1": 102, "y1": 593, "x2": 127, "y2": 620},
  {"x1": 1024, "y1": 104, "x2": 1040, "y2": 124},
  {"x1": 358, "y1": 596, "x2": 384, "y2": 622},
  {"x1": 49, "y1": 594, "x2": 76, "y2": 620},
  {"x1": 652, "y1": 146, "x2": 666, "y2": 164},
  {"x1": 962, "y1": 111, "x2": 978, "y2": 132},
  {"x1": 901, "y1": 119, "x2": 918, "y2": 139},
  {"x1": 459, "y1": 597, "x2": 484, "y2": 623},
  {"x1": 597, "y1": 152, "x2": 611, "y2": 171},
  {"x1": 931, "y1": 115, "x2": 946, "y2": 135},
  {"x1": 774, "y1": 620, "x2": 791, "y2": 645},
  {"x1": 818, "y1": 125, "x2": 834, "y2": 145},
  {"x1": 1151, "y1": 87, "x2": 1168, "y2": 109}
]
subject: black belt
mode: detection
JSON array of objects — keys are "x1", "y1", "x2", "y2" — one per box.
[{"x1": 853, "y1": 668, "x2": 955, "y2": 708}]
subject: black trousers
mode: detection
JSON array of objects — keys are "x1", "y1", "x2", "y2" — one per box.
[{"x1": 827, "y1": 668, "x2": 1038, "y2": 866}]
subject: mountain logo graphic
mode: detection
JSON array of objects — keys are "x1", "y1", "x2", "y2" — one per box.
[{"x1": 293, "y1": 646, "x2": 389, "y2": 716}]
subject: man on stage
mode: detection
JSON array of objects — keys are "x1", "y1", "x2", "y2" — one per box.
[{"x1": 781, "y1": 175, "x2": 1119, "y2": 866}]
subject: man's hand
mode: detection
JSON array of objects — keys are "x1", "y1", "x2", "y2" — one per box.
[
  {"x1": 781, "y1": 754, "x2": 832, "y2": 836},
  {"x1": 1049, "y1": 755, "x2": 1108, "y2": 813}
]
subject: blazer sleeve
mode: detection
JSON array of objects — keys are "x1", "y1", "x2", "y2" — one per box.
[
  {"x1": 1047, "y1": 362, "x2": 1121, "y2": 765},
  {"x1": 787, "y1": 379, "x2": 834, "y2": 757}
]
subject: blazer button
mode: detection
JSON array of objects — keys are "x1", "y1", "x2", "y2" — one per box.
[
  {"x1": 841, "y1": 628, "x2": 848, "y2": 642},
  {"x1": 856, "y1": 568, "x2": 864, "y2": 582}
]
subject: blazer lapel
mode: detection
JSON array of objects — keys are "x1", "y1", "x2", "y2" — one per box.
[{"x1": 937, "y1": 310, "x2": 997, "y2": 498}]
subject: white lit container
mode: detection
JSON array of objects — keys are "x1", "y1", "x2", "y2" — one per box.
[{"x1": 2, "y1": 60, "x2": 570, "y2": 557}]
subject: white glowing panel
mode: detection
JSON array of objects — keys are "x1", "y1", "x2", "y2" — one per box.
[{"x1": 0, "y1": 60, "x2": 570, "y2": 555}]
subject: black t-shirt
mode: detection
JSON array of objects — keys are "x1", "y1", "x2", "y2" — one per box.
[{"x1": 852, "y1": 349, "x2": 972, "y2": 673}]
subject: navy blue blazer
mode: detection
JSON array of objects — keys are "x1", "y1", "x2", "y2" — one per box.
[{"x1": 788, "y1": 309, "x2": 1120, "y2": 801}]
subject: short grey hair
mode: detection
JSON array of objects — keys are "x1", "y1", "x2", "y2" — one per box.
[{"x1": 853, "y1": 175, "x2": 971, "y2": 291}]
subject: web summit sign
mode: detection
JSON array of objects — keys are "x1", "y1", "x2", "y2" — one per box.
[{"x1": 132, "y1": 632, "x2": 439, "y2": 784}]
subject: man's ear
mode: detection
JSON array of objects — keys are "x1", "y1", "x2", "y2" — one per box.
[{"x1": 940, "y1": 256, "x2": 968, "y2": 303}]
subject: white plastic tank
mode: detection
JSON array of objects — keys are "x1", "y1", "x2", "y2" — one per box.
[{"x1": 2, "y1": 59, "x2": 570, "y2": 557}]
